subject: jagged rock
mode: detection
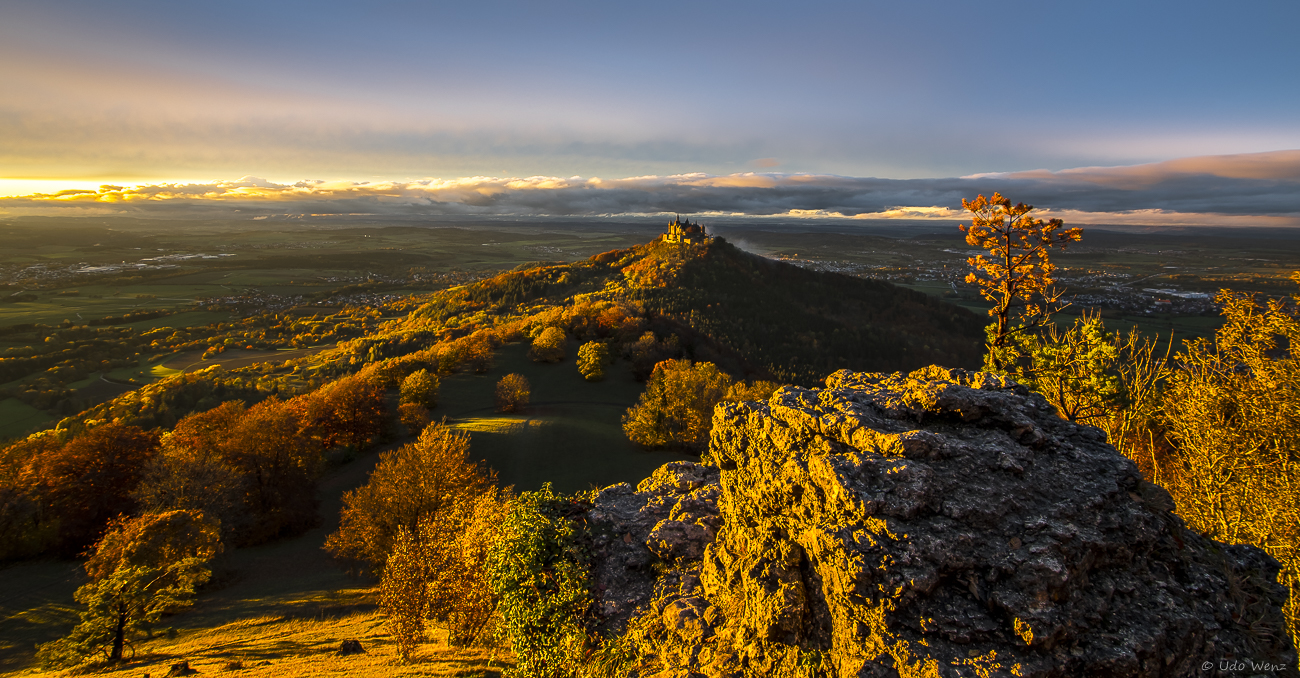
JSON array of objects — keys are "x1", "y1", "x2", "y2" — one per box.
[
  {"x1": 587, "y1": 461, "x2": 721, "y2": 635},
  {"x1": 592, "y1": 367, "x2": 1296, "y2": 678}
]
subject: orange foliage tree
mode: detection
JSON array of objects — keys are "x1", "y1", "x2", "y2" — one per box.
[
  {"x1": 495, "y1": 374, "x2": 531, "y2": 413},
  {"x1": 623, "y1": 360, "x2": 778, "y2": 451},
  {"x1": 23, "y1": 423, "x2": 159, "y2": 554},
  {"x1": 530, "y1": 327, "x2": 567, "y2": 363},
  {"x1": 303, "y1": 374, "x2": 389, "y2": 452},
  {"x1": 37, "y1": 510, "x2": 220, "y2": 667},
  {"x1": 325, "y1": 423, "x2": 494, "y2": 571},
  {"x1": 222, "y1": 398, "x2": 324, "y2": 544},
  {"x1": 960, "y1": 192, "x2": 1082, "y2": 370}
]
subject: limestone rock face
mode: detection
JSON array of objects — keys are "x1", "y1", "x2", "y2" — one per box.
[
  {"x1": 587, "y1": 461, "x2": 721, "y2": 636},
  {"x1": 593, "y1": 367, "x2": 1296, "y2": 678}
]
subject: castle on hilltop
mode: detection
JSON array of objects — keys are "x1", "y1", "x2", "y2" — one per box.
[{"x1": 663, "y1": 215, "x2": 709, "y2": 245}]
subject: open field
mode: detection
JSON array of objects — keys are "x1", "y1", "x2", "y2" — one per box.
[
  {"x1": 159, "y1": 346, "x2": 336, "y2": 375},
  {"x1": 0, "y1": 398, "x2": 55, "y2": 440},
  {"x1": 0, "y1": 218, "x2": 663, "y2": 329},
  {"x1": 6, "y1": 217, "x2": 1287, "y2": 337},
  {"x1": 438, "y1": 341, "x2": 693, "y2": 493}
]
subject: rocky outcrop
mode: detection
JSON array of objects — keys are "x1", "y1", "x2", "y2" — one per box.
[
  {"x1": 588, "y1": 366, "x2": 1296, "y2": 678},
  {"x1": 587, "y1": 461, "x2": 722, "y2": 636}
]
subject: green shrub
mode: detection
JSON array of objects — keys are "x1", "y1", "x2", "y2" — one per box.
[
  {"x1": 400, "y1": 369, "x2": 439, "y2": 409},
  {"x1": 576, "y1": 341, "x2": 609, "y2": 382},
  {"x1": 485, "y1": 484, "x2": 594, "y2": 678}
]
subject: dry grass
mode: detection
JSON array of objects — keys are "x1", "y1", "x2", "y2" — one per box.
[{"x1": 14, "y1": 596, "x2": 512, "y2": 678}]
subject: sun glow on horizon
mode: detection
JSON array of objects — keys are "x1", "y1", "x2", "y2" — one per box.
[{"x1": 0, "y1": 177, "x2": 241, "y2": 199}]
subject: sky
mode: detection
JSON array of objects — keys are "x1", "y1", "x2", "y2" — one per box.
[{"x1": 2, "y1": 0, "x2": 1297, "y2": 224}]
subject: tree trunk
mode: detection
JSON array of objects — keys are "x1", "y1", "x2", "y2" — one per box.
[{"x1": 110, "y1": 605, "x2": 127, "y2": 660}]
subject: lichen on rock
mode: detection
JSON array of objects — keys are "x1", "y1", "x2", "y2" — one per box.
[{"x1": 587, "y1": 366, "x2": 1296, "y2": 677}]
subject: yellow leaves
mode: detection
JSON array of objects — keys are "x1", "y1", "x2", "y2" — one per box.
[
  {"x1": 1012, "y1": 617, "x2": 1034, "y2": 645},
  {"x1": 958, "y1": 194, "x2": 1082, "y2": 364}
]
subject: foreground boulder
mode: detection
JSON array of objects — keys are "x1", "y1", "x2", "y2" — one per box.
[{"x1": 589, "y1": 367, "x2": 1295, "y2": 677}]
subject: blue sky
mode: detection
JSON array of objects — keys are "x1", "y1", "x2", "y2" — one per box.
[{"x1": 2, "y1": 0, "x2": 1297, "y2": 222}]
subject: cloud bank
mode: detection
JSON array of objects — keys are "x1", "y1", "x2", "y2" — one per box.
[{"x1": 2, "y1": 150, "x2": 1297, "y2": 226}]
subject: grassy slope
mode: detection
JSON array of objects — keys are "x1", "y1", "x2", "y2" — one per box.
[
  {"x1": 0, "y1": 398, "x2": 55, "y2": 440},
  {"x1": 440, "y1": 341, "x2": 693, "y2": 493},
  {"x1": 0, "y1": 235, "x2": 983, "y2": 674},
  {"x1": 433, "y1": 237, "x2": 986, "y2": 387}
]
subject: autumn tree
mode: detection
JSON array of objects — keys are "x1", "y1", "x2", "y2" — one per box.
[
  {"x1": 305, "y1": 373, "x2": 389, "y2": 452},
  {"x1": 325, "y1": 423, "x2": 494, "y2": 571},
  {"x1": 423, "y1": 486, "x2": 513, "y2": 645},
  {"x1": 461, "y1": 331, "x2": 498, "y2": 373},
  {"x1": 622, "y1": 360, "x2": 757, "y2": 451},
  {"x1": 133, "y1": 432, "x2": 247, "y2": 542},
  {"x1": 530, "y1": 327, "x2": 567, "y2": 363},
  {"x1": 23, "y1": 423, "x2": 159, "y2": 554},
  {"x1": 398, "y1": 403, "x2": 433, "y2": 436},
  {"x1": 222, "y1": 397, "x2": 323, "y2": 545},
  {"x1": 496, "y1": 374, "x2": 531, "y2": 413},
  {"x1": 0, "y1": 434, "x2": 63, "y2": 561},
  {"x1": 725, "y1": 378, "x2": 782, "y2": 405},
  {"x1": 400, "y1": 369, "x2": 440, "y2": 409},
  {"x1": 624, "y1": 331, "x2": 681, "y2": 380},
  {"x1": 1158, "y1": 286, "x2": 1300, "y2": 641},
  {"x1": 960, "y1": 192, "x2": 1082, "y2": 371},
  {"x1": 37, "y1": 510, "x2": 220, "y2": 667},
  {"x1": 128, "y1": 398, "x2": 321, "y2": 546},
  {"x1": 576, "y1": 341, "x2": 610, "y2": 381},
  {"x1": 381, "y1": 526, "x2": 430, "y2": 663}
]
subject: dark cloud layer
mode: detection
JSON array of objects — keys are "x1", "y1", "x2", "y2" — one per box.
[{"x1": 3, "y1": 151, "x2": 1297, "y2": 223}]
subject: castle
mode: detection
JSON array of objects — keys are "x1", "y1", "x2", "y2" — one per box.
[{"x1": 662, "y1": 215, "x2": 709, "y2": 244}]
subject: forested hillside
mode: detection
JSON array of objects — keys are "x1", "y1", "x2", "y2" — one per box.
[{"x1": 621, "y1": 237, "x2": 984, "y2": 384}]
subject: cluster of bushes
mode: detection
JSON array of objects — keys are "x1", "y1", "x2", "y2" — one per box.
[
  {"x1": 325, "y1": 422, "x2": 607, "y2": 676},
  {"x1": 1070, "y1": 288, "x2": 1300, "y2": 644}
]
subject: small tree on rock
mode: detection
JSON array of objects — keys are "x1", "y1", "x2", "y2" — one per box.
[
  {"x1": 960, "y1": 192, "x2": 1081, "y2": 371},
  {"x1": 496, "y1": 374, "x2": 531, "y2": 413}
]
